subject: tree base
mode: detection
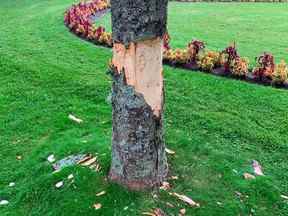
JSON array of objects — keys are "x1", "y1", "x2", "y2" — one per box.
[
  {"x1": 109, "y1": 171, "x2": 164, "y2": 191},
  {"x1": 108, "y1": 67, "x2": 168, "y2": 191}
]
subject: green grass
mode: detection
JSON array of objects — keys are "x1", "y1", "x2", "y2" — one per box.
[
  {"x1": 1, "y1": 0, "x2": 288, "y2": 215},
  {"x1": 97, "y1": 2, "x2": 288, "y2": 65}
]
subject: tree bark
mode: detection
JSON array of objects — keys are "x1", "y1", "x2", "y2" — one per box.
[{"x1": 109, "y1": 0, "x2": 168, "y2": 190}]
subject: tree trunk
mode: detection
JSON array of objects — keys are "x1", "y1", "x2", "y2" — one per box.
[{"x1": 108, "y1": 0, "x2": 168, "y2": 190}]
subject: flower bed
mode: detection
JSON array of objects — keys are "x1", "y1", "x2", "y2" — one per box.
[
  {"x1": 64, "y1": 0, "x2": 288, "y2": 89},
  {"x1": 64, "y1": 0, "x2": 112, "y2": 47}
]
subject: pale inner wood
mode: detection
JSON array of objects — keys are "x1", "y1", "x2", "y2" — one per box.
[{"x1": 112, "y1": 38, "x2": 163, "y2": 117}]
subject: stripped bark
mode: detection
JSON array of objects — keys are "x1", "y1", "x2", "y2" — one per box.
[{"x1": 109, "y1": 0, "x2": 168, "y2": 190}]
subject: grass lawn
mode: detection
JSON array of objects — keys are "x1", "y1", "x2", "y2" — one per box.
[
  {"x1": 1, "y1": 0, "x2": 288, "y2": 215},
  {"x1": 97, "y1": 2, "x2": 288, "y2": 65}
]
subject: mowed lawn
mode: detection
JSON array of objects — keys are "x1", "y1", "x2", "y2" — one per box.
[
  {"x1": 97, "y1": 2, "x2": 288, "y2": 64},
  {"x1": 1, "y1": 0, "x2": 288, "y2": 215}
]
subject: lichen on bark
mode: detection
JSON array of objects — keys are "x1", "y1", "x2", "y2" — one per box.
[
  {"x1": 111, "y1": 0, "x2": 168, "y2": 45},
  {"x1": 108, "y1": 66, "x2": 168, "y2": 190}
]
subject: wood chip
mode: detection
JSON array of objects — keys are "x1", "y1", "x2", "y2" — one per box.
[
  {"x1": 93, "y1": 203, "x2": 102, "y2": 210},
  {"x1": 89, "y1": 163, "x2": 101, "y2": 172},
  {"x1": 216, "y1": 201, "x2": 222, "y2": 206},
  {"x1": 67, "y1": 174, "x2": 74, "y2": 180},
  {"x1": 47, "y1": 154, "x2": 56, "y2": 163},
  {"x1": 235, "y1": 191, "x2": 242, "y2": 197},
  {"x1": 68, "y1": 114, "x2": 83, "y2": 123},
  {"x1": 153, "y1": 208, "x2": 166, "y2": 216},
  {"x1": 243, "y1": 172, "x2": 256, "y2": 180},
  {"x1": 55, "y1": 181, "x2": 64, "y2": 189},
  {"x1": 165, "y1": 148, "x2": 175, "y2": 155},
  {"x1": 0, "y1": 200, "x2": 9, "y2": 205},
  {"x1": 96, "y1": 191, "x2": 106, "y2": 197},
  {"x1": 16, "y1": 155, "x2": 22, "y2": 160},
  {"x1": 142, "y1": 208, "x2": 166, "y2": 216},
  {"x1": 252, "y1": 160, "x2": 264, "y2": 176},
  {"x1": 142, "y1": 213, "x2": 154, "y2": 216},
  {"x1": 170, "y1": 176, "x2": 179, "y2": 180},
  {"x1": 9, "y1": 182, "x2": 15, "y2": 187},
  {"x1": 166, "y1": 202, "x2": 175, "y2": 208},
  {"x1": 76, "y1": 154, "x2": 92, "y2": 164},
  {"x1": 80, "y1": 157, "x2": 97, "y2": 166},
  {"x1": 89, "y1": 164, "x2": 96, "y2": 169},
  {"x1": 95, "y1": 164, "x2": 101, "y2": 172},
  {"x1": 160, "y1": 181, "x2": 171, "y2": 191},
  {"x1": 281, "y1": 194, "x2": 288, "y2": 200},
  {"x1": 171, "y1": 192, "x2": 200, "y2": 207},
  {"x1": 179, "y1": 208, "x2": 186, "y2": 215}
]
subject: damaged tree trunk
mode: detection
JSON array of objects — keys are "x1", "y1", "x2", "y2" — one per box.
[{"x1": 108, "y1": 0, "x2": 169, "y2": 190}]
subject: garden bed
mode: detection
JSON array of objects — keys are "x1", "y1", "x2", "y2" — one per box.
[{"x1": 64, "y1": 0, "x2": 288, "y2": 90}]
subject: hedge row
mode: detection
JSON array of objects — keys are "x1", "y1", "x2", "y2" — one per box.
[{"x1": 64, "y1": 0, "x2": 288, "y2": 89}]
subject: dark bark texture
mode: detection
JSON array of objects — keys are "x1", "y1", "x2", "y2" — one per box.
[
  {"x1": 111, "y1": 0, "x2": 168, "y2": 45},
  {"x1": 108, "y1": 67, "x2": 168, "y2": 190}
]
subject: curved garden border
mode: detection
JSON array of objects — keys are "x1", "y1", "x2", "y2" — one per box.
[{"x1": 64, "y1": 0, "x2": 288, "y2": 90}]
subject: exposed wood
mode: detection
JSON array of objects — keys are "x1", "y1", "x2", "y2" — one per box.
[
  {"x1": 109, "y1": 0, "x2": 168, "y2": 190},
  {"x1": 112, "y1": 38, "x2": 163, "y2": 117}
]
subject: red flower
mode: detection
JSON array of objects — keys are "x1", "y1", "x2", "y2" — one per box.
[{"x1": 95, "y1": 26, "x2": 105, "y2": 40}]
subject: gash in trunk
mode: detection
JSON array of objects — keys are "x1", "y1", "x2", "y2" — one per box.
[{"x1": 108, "y1": 0, "x2": 169, "y2": 190}]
